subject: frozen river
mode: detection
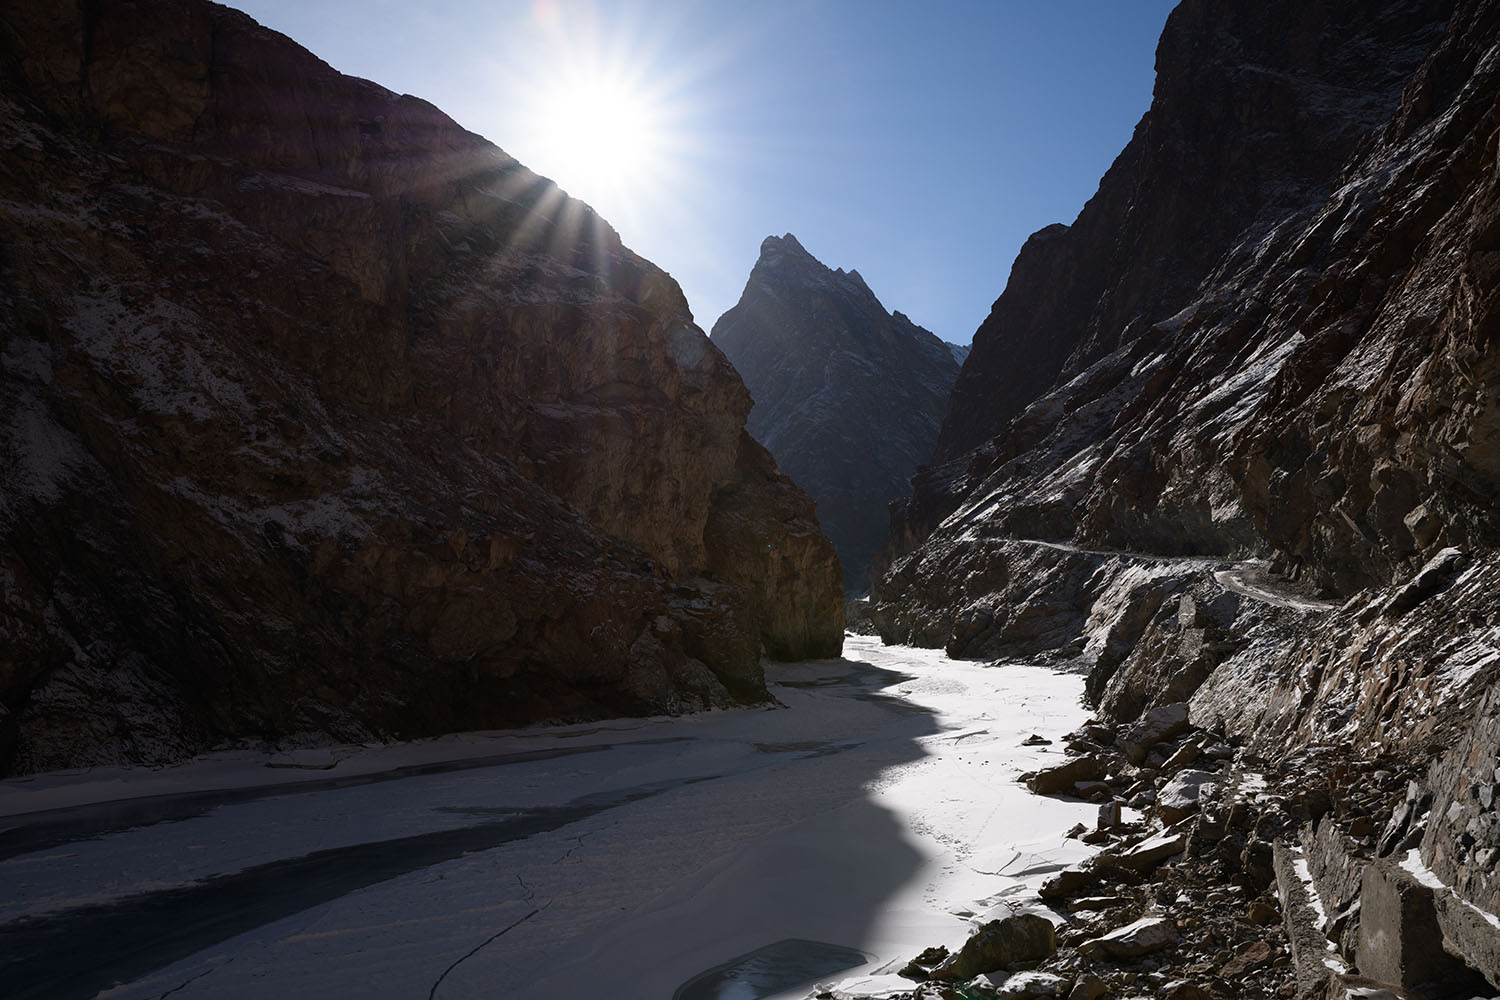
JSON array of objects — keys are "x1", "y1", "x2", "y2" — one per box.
[{"x1": 0, "y1": 636, "x2": 1100, "y2": 999}]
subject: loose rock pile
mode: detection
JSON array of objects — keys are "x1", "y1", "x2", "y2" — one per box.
[
  {"x1": 818, "y1": 699, "x2": 1500, "y2": 1000},
  {"x1": 812, "y1": 703, "x2": 1306, "y2": 999}
]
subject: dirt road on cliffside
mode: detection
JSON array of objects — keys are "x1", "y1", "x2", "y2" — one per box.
[{"x1": 1014, "y1": 538, "x2": 1339, "y2": 613}]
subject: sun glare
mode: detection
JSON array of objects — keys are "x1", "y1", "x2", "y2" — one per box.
[
  {"x1": 484, "y1": 0, "x2": 730, "y2": 298},
  {"x1": 531, "y1": 70, "x2": 665, "y2": 208},
  {"x1": 501, "y1": 3, "x2": 700, "y2": 226}
]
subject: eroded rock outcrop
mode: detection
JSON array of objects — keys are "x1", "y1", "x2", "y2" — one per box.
[
  {"x1": 876, "y1": 0, "x2": 1500, "y2": 746},
  {"x1": 713, "y1": 234, "x2": 962, "y2": 592},
  {"x1": 873, "y1": 0, "x2": 1500, "y2": 994},
  {"x1": 0, "y1": 0, "x2": 841, "y2": 773}
]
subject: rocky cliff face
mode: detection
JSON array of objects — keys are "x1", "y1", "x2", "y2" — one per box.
[
  {"x1": 874, "y1": 0, "x2": 1500, "y2": 992},
  {"x1": 0, "y1": 0, "x2": 841, "y2": 774},
  {"x1": 713, "y1": 234, "x2": 962, "y2": 592}
]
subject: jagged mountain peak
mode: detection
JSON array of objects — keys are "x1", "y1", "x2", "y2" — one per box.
[
  {"x1": 714, "y1": 238, "x2": 961, "y2": 592},
  {"x1": 757, "y1": 232, "x2": 814, "y2": 263},
  {"x1": 754, "y1": 235, "x2": 869, "y2": 291}
]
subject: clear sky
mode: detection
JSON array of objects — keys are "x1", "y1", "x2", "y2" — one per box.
[{"x1": 231, "y1": 0, "x2": 1178, "y2": 345}]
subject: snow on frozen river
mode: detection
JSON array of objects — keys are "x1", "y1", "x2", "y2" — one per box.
[{"x1": 0, "y1": 636, "x2": 1100, "y2": 999}]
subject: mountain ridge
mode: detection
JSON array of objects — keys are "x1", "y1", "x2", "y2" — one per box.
[{"x1": 713, "y1": 233, "x2": 961, "y2": 592}]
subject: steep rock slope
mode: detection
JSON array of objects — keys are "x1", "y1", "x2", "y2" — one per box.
[
  {"x1": 0, "y1": 0, "x2": 841, "y2": 774},
  {"x1": 713, "y1": 234, "x2": 961, "y2": 592},
  {"x1": 879, "y1": 0, "x2": 1480, "y2": 616},
  {"x1": 934, "y1": 0, "x2": 1452, "y2": 467},
  {"x1": 874, "y1": 0, "x2": 1500, "y2": 989}
]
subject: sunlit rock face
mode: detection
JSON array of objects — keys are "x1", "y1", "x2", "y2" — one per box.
[
  {"x1": 871, "y1": 0, "x2": 1500, "y2": 732},
  {"x1": 0, "y1": 0, "x2": 840, "y2": 773},
  {"x1": 877, "y1": 0, "x2": 1490, "y2": 632},
  {"x1": 713, "y1": 235, "x2": 962, "y2": 593},
  {"x1": 874, "y1": 0, "x2": 1500, "y2": 957}
]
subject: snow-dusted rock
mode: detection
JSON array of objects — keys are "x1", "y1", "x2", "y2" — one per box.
[
  {"x1": 1118, "y1": 703, "x2": 1189, "y2": 764},
  {"x1": 1079, "y1": 915, "x2": 1180, "y2": 959},
  {"x1": 1115, "y1": 831, "x2": 1187, "y2": 872},
  {"x1": 994, "y1": 970, "x2": 1070, "y2": 998},
  {"x1": 1157, "y1": 769, "x2": 1218, "y2": 824}
]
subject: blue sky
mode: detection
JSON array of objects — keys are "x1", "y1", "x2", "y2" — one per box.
[{"x1": 232, "y1": 0, "x2": 1178, "y2": 344}]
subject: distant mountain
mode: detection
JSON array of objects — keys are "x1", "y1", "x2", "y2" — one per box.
[{"x1": 712, "y1": 235, "x2": 961, "y2": 593}]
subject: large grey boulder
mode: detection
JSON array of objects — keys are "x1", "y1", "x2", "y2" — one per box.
[
  {"x1": 930, "y1": 913, "x2": 1057, "y2": 981},
  {"x1": 1079, "y1": 915, "x2": 1179, "y2": 959},
  {"x1": 1117, "y1": 703, "x2": 1189, "y2": 764},
  {"x1": 1157, "y1": 769, "x2": 1218, "y2": 824}
]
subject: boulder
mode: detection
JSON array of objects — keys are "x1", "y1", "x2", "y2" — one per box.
[
  {"x1": 1159, "y1": 741, "x2": 1201, "y2": 776},
  {"x1": 930, "y1": 913, "x2": 1057, "y2": 981},
  {"x1": 995, "y1": 971, "x2": 1071, "y2": 998},
  {"x1": 1117, "y1": 703, "x2": 1189, "y2": 764},
  {"x1": 1039, "y1": 864, "x2": 1141, "y2": 901},
  {"x1": 1245, "y1": 898, "x2": 1280, "y2": 925},
  {"x1": 1025, "y1": 755, "x2": 1106, "y2": 795},
  {"x1": 1160, "y1": 984, "x2": 1211, "y2": 1000},
  {"x1": 1220, "y1": 939, "x2": 1271, "y2": 978},
  {"x1": 1067, "y1": 973, "x2": 1109, "y2": 1000},
  {"x1": 1074, "y1": 780, "x2": 1113, "y2": 800},
  {"x1": 1078, "y1": 915, "x2": 1179, "y2": 960},
  {"x1": 899, "y1": 944, "x2": 950, "y2": 980},
  {"x1": 1157, "y1": 769, "x2": 1219, "y2": 824},
  {"x1": 1113, "y1": 831, "x2": 1187, "y2": 872}
]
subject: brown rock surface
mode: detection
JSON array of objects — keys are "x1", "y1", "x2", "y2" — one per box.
[
  {"x1": 703, "y1": 431, "x2": 845, "y2": 662},
  {"x1": 929, "y1": 913, "x2": 1057, "y2": 981},
  {"x1": 0, "y1": 0, "x2": 841, "y2": 773}
]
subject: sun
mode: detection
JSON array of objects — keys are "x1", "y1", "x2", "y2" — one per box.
[
  {"x1": 485, "y1": 2, "x2": 716, "y2": 272},
  {"x1": 529, "y1": 67, "x2": 667, "y2": 209}
]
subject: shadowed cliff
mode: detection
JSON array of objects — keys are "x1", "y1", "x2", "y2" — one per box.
[{"x1": 0, "y1": 0, "x2": 842, "y2": 773}]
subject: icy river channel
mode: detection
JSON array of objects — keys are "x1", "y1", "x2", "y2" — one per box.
[{"x1": 0, "y1": 636, "x2": 1105, "y2": 1000}]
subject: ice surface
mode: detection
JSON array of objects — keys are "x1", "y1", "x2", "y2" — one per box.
[{"x1": 1, "y1": 636, "x2": 1098, "y2": 1000}]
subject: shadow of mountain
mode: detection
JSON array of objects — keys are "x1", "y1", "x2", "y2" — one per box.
[{"x1": 1, "y1": 651, "x2": 943, "y2": 1000}]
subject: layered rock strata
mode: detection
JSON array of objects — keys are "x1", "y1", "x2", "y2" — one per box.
[
  {"x1": 873, "y1": 0, "x2": 1500, "y2": 994},
  {"x1": 0, "y1": 0, "x2": 841, "y2": 773},
  {"x1": 713, "y1": 234, "x2": 962, "y2": 592}
]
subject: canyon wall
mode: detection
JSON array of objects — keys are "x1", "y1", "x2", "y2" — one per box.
[
  {"x1": 874, "y1": 0, "x2": 1500, "y2": 987},
  {"x1": 0, "y1": 0, "x2": 841, "y2": 773}
]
